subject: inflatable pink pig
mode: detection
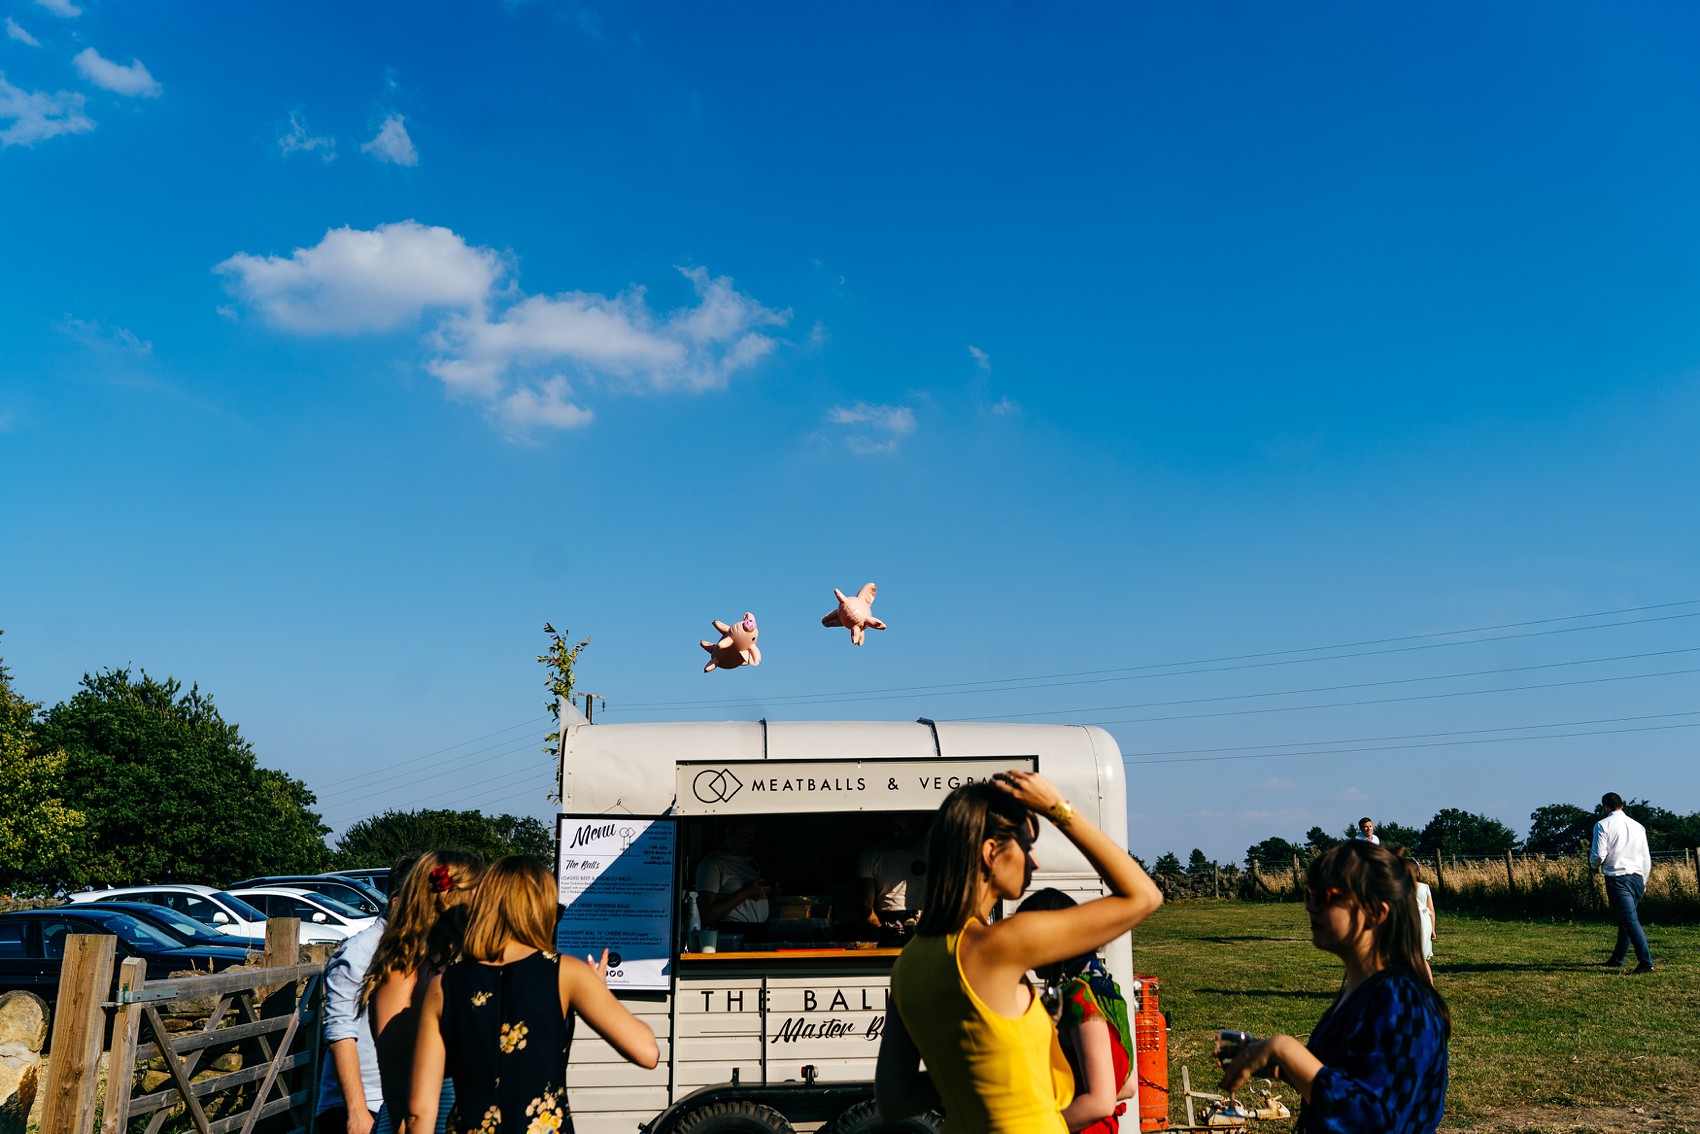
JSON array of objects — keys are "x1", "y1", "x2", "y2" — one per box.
[
  {"x1": 701, "y1": 613, "x2": 761, "y2": 672},
  {"x1": 821, "y1": 582, "x2": 886, "y2": 646}
]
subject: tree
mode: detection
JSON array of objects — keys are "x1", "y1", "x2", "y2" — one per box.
[
  {"x1": 334, "y1": 808, "x2": 555, "y2": 867},
  {"x1": 1245, "y1": 836, "x2": 1302, "y2": 868},
  {"x1": 1305, "y1": 826, "x2": 1339, "y2": 854},
  {"x1": 0, "y1": 638, "x2": 85, "y2": 894},
  {"x1": 1418, "y1": 808, "x2": 1517, "y2": 857},
  {"x1": 1186, "y1": 848, "x2": 1215, "y2": 876},
  {"x1": 1152, "y1": 851, "x2": 1183, "y2": 876},
  {"x1": 1523, "y1": 803, "x2": 1594, "y2": 855},
  {"x1": 36, "y1": 668, "x2": 330, "y2": 887},
  {"x1": 538, "y1": 623, "x2": 590, "y2": 802}
]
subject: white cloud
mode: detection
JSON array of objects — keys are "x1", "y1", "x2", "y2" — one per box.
[
  {"x1": 72, "y1": 48, "x2": 161, "y2": 98},
  {"x1": 58, "y1": 315, "x2": 153, "y2": 355},
  {"x1": 216, "y1": 221, "x2": 504, "y2": 334},
  {"x1": 827, "y1": 401, "x2": 916, "y2": 454},
  {"x1": 968, "y1": 344, "x2": 990, "y2": 370},
  {"x1": 427, "y1": 265, "x2": 786, "y2": 399},
  {"x1": 989, "y1": 396, "x2": 1018, "y2": 415},
  {"x1": 5, "y1": 19, "x2": 41, "y2": 46},
  {"x1": 0, "y1": 74, "x2": 93, "y2": 146},
  {"x1": 33, "y1": 0, "x2": 79, "y2": 16},
  {"x1": 217, "y1": 221, "x2": 788, "y2": 438},
  {"x1": 278, "y1": 110, "x2": 335, "y2": 160},
  {"x1": 362, "y1": 114, "x2": 417, "y2": 166},
  {"x1": 491, "y1": 377, "x2": 594, "y2": 437}
]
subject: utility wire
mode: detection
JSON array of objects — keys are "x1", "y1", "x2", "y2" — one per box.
[
  {"x1": 1127, "y1": 707, "x2": 1700, "y2": 757},
  {"x1": 618, "y1": 604, "x2": 1700, "y2": 712},
  {"x1": 317, "y1": 732, "x2": 543, "y2": 805},
  {"x1": 315, "y1": 716, "x2": 548, "y2": 792},
  {"x1": 1084, "y1": 664, "x2": 1700, "y2": 727},
  {"x1": 947, "y1": 643, "x2": 1700, "y2": 722},
  {"x1": 1122, "y1": 717, "x2": 1700, "y2": 766}
]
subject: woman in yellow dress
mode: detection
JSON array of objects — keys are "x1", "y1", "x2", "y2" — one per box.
[{"x1": 875, "y1": 772, "x2": 1163, "y2": 1134}]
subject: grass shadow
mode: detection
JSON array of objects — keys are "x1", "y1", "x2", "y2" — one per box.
[
  {"x1": 1432, "y1": 961, "x2": 1603, "y2": 974},
  {"x1": 1193, "y1": 987, "x2": 1336, "y2": 999},
  {"x1": 1197, "y1": 935, "x2": 1309, "y2": 944}
]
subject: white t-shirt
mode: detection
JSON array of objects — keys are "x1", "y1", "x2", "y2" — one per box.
[
  {"x1": 695, "y1": 851, "x2": 768, "y2": 923},
  {"x1": 857, "y1": 841, "x2": 928, "y2": 914},
  {"x1": 1354, "y1": 833, "x2": 1381, "y2": 845}
]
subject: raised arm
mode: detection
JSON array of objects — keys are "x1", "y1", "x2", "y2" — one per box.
[
  {"x1": 400, "y1": 974, "x2": 447, "y2": 1134},
  {"x1": 1060, "y1": 1018, "x2": 1119, "y2": 1131},
  {"x1": 979, "y1": 771, "x2": 1162, "y2": 974},
  {"x1": 559, "y1": 954, "x2": 660, "y2": 1068}
]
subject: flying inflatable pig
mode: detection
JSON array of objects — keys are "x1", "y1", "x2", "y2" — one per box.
[
  {"x1": 701, "y1": 613, "x2": 761, "y2": 672},
  {"x1": 821, "y1": 582, "x2": 886, "y2": 646}
]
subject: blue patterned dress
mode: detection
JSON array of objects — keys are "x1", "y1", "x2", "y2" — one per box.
[{"x1": 1298, "y1": 968, "x2": 1448, "y2": 1134}]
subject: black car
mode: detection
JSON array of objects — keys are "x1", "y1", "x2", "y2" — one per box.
[
  {"x1": 330, "y1": 867, "x2": 391, "y2": 898},
  {"x1": 0, "y1": 908, "x2": 252, "y2": 1002},
  {"x1": 226, "y1": 875, "x2": 385, "y2": 916},
  {"x1": 68, "y1": 901, "x2": 266, "y2": 952}
]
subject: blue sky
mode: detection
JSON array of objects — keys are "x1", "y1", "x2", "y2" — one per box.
[{"x1": 4, "y1": 2, "x2": 1698, "y2": 865}]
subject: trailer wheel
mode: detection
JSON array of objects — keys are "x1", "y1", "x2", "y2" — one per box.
[
  {"x1": 827, "y1": 1100, "x2": 943, "y2": 1134},
  {"x1": 673, "y1": 1100, "x2": 796, "y2": 1134}
]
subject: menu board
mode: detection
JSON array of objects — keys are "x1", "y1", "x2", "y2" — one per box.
[{"x1": 555, "y1": 815, "x2": 676, "y2": 992}]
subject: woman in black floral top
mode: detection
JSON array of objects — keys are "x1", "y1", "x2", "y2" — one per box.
[{"x1": 402, "y1": 857, "x2": 659, "y2": 1134}]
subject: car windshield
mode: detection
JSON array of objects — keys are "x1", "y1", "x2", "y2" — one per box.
[
  {"x1": 89, "y1": 914, "x2": 187, "y2": 951},
  {"x1": 134, "y1": 906, "x2": 221, "y2": 940},
  {"x1": 211, "y1": 892, "x2": 267, "y2": 921},
  {"x1": 303, "y1": 894, "x2": 367, "y2": 920}
]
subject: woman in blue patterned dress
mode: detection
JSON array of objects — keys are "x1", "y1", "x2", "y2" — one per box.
[
  {"x1": 1220, "y1": 841, "x2": 1450, "y2": 1134},
  {"x1": 400, "y1": 857, "x2": 659, "y2": 1134}
]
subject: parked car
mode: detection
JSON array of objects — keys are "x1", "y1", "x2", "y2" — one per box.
[
  {"x1": 0, "y1": 908, "x2": 252, "y2": 1003},
  {"x1": 66, "y1": 884, "x2": 344, "y2": 946},
  {"x1": 227, "y1": 888, "x2": 376, "y2": 940},
  {"x1": 226, "y1": 874, "x2": 385, "y2": 917},
  {"x1": 330, "y1": 867, "x2": 392, "y2": 897},
  {"x1": 66, "y1": 901, "x2": 266, "y2": 952}
]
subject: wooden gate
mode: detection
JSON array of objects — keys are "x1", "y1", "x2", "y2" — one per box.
[{"x1": 39, "y1": 919, "x2": 329, "y2": 1134}]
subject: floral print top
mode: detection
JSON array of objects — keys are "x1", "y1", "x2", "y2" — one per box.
[{"x1": 441, "y1": 950, "x2": 576, "y2": 1134}]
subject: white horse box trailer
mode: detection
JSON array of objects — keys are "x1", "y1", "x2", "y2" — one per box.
[{"x1": 553, "y1": 717, "x2": 1132, "y2": 1134}]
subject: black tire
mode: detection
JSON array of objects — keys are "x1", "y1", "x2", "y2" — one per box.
[
  {"x1": 828, "y1": 1099, "x2": 944, "y2": 1134},
  {"x1": 673, "y1": 1100, "x2": 796, "y2": 1134}
]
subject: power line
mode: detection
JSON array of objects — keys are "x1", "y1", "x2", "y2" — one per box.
[
  {"x1": 317, "y1": 732, "x2": 544, "y2": 806},
  {"x1": 948, "y1": 643, "x2": 1700, "y2": 722},
  {"x1": 1122, "y1": 717, "x2": 1700, "y2": 766},
  {"x1": 1085, "y1": 664, "x2": 1700, "y2": 727},
  {"x1": 616, "y1": 602, "x2": 1700, "y2": 712},
  {"x1": 315, "y1": 716, "x2": 548, "y2": 793},
  {"x1": 1128, "y1": 707, "x2": 1700, "y2": 757}
]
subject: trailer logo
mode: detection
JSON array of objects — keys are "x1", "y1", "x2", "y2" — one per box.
[{"x1": 692, "y1": 767, "x2": 744, "y2": 805}]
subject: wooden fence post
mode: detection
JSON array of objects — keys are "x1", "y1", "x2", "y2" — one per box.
[
  {"x1": 40, "y1": 933, "x2": 117, "y2": 1134},
  {"x1": 100, "y1": 957, "x2": 148, "y2": 1134},
  {"x1": 1505, "y1": 850, "x2": 1517, "y2": 894},
  {"x1": 1433, "y1": 854, "x2": 1446, "y2": 897},
  {"x1": 1291, "y1": 855, "x2": 1303, "y2": 898},
  {"x1": 1213, "y1": 864, "x2": 1220, "y2": 900},
  {"x1": 264, "y1": 916, "x2": 300, "y2": 968}
]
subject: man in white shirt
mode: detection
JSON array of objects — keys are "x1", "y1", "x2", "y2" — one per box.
[
  {"x1": 856, "y1": 813, "x2": 929, "y2": 924},
  {"x1": 1590, "y1": 792, "x2": 1655, "y2": 972},
  {"x1": 1353, "y1": 817, "x2": 1381, "y2": 845}
]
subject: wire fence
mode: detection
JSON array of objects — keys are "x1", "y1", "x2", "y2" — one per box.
[{"x1": 1151, "y1": 850, "x2": 1700, "y2": 922}]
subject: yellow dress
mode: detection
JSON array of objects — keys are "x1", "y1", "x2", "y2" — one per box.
[{"x1": 890, "y1": 924, "x2": 1073, "y2": 1134}]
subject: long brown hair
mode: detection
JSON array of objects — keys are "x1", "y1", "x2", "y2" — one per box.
[
  {"x1": 1308, "y1": 841, "x2": 1451, "y2": 1034},
  {"x1": 462, "y1": 856, "x2": 559, "y2": 962},
  {"x1": 359, "y1": 849, "x2": 484, "y2": 1008},
  {"x1": 916, "y1": 781, "x2": 1034, "y2": 936}
]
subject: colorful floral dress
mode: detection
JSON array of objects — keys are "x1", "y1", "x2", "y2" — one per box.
[
  {"x1": 440, "y1": 951, "x2": 576, "y2": 1134},
  {"x1": 1057, "y1": 959, "x2": 1133, "y2": 1134}
]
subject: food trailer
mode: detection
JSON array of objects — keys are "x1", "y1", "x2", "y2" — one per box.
[{"x1": 553, "y1": 714, "x2": 1132, "y2": 1134}]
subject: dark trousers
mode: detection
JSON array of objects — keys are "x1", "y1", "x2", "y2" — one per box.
[
  {"x1": 314, "y1": 1107, "x2": 381, "y2": 1134},
  {"x1": 1604, "y1": 873, "x2": 1653, "y2": 967}
]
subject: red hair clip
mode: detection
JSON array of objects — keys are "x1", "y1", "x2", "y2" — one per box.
[{"x1": 430, "y1": 865, "x2": 453, "y2": 893}]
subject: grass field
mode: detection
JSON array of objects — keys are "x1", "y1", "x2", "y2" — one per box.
[{"x1": 1135, "y1": 901, "x2": 1700, "y2": 1133}]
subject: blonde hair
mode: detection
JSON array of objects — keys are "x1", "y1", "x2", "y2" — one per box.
[
  {"x1": 358, "y1": 849, "x2": 484, "y2": 1009},
  {"x1": 462, "y1": 856, "x2": 559, "y2": 962}
]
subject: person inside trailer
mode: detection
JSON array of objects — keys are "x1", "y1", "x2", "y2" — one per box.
[
  {"x1": 857, "y1": 812, "x2": 930, "y2": 926},
  {"x1": 694, "y1": 816, "x2": 772, "y2": 941}
]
